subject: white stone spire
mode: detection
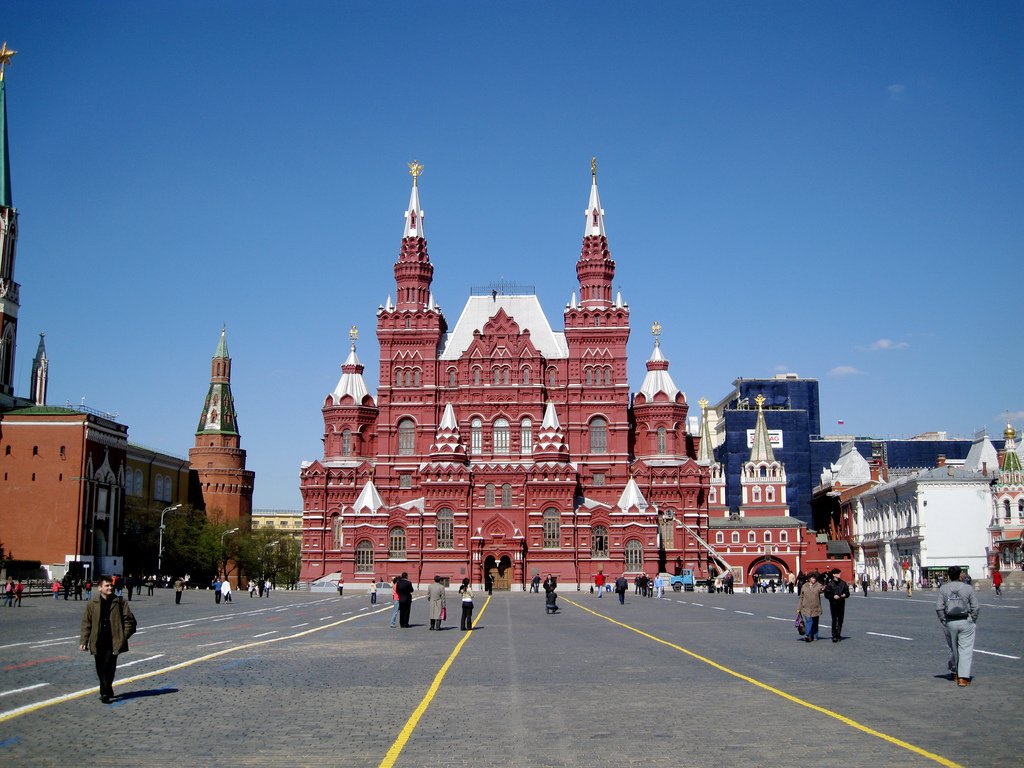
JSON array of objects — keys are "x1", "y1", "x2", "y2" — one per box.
[
  {"x1": 570, "y1": 291, "x2": 577, "y2": 309},
  {"x1": 617, "y1": 476, "x2": 649, "y2": 512},
  {"x1": 403, "y1": 169, "x2": 426, "y2": 239},
  {"x1": 534, "y1": 402, "x2": 569, "y2": 461},
  {"x1": 30, "y1": 332, "x2": 47, "y2": 406},
  {"x1": 697, "y1": 398, "x2": 716, "y2": 466},
  {"x1": 749, "y1": 395, "x2": 775, "y2": 463},
  {"x1": 330, "y1": 336, "x2": 370, "y2": 405},
  {"x1": 638, "y1": 338, "x2": 681, "y2": 402},
  {"x1": 541, "y1": 401, "x2": 561, "y2": 431},
  {"x1": 354, "y1": 479, "x2": 385, "y2": 514},
  {"x1": 584, "y1": 165, "x2": 606, "y2": 237},
  {"x1": 430, "y1": 402, "x2": 467, "y2": 461}
]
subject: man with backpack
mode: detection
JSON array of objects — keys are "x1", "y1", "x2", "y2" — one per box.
[{"x1": 936, "y1": 565, "x2": 980, "y2": 687}]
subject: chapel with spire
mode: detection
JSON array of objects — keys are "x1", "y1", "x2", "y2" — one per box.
[
  {"x1": 299, "y1": 161, "x2": 711, "y2": 587},
  {"x1": 189, "y1": 327, "x2": 255, "y2": 524}
]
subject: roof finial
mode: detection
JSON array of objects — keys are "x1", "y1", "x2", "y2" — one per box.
[
  {"x1": 0, "y1": 42, "x2": 16, "y2": 82},
  {"x1": 591, "y1": 156, "x2": 597, "y2": 181},
  {"x1": 408, "y1": 159, "x2": 423, "y2": 187},
  {"x1": 349, "y1": 324, "x2": 359, "y2": 350},
  {"x1": 755, "y1": 394, "x2": 766, "y2": 410},
  {"x1": 699, "y1": 397, "x2": 708, "y2": 412},
  {"x1": 651, "y1": 320, "x2": 662, "y2": 347}
]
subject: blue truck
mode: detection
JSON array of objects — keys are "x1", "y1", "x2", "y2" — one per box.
[{"x1": 670, "y1": 569, "x2": 695, "y2": 592}]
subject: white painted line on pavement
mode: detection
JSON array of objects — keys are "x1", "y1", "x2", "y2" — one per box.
[
  {"x1": 0, "y1": 683, "x2": 49, "y2": 698},
  {"x1": 212, "y1": 617, "x2": 233, "y2": 622},
  {"x1": 290, "y1": 623, "x2": 309, "y2": 629},
  {"x1": 343, "y1": 611, "x2": 352, "y2": 615},
  {"x1": 252, "y1": 631, "x2": 278, "y2": 638},
  {"x1": 691, "y1": 603, "x2": 704, "y2": 607},
  {"x1": 196, "y1": 641, "x2": 231, "y2": 648},
  {"x1": 29, "y1": 641, "x2": 75, "y2": 649},
  {"x1": 319, "y1": 616, "x2": 334, "y2": 621},
  {"x1": 118, "y1": 654, "x2": 164, "y2": 669},
  {"x1": 768, "y1": 616, "x2": 791, "y2": 621},
  {"x1": 974, "y1": 649, "x2": 1020, "y2": 660},
  {"x1": 712, "y1": 607, "x2": 726, "y2": 611},
  {"x1": 734, "y1": 610, "x2": 754, "y2": 615},
  {"x1": 867, "y1": 631, "x2": 913, "y2": 641}
]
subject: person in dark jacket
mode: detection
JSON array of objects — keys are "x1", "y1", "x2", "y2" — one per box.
[
  {"x1": 79, "y1": 575, "x2": 137, "y2": 703},
  {"x1": 614, "y1": 574, "x2": 628, "y2": 604},
  {"x1": 395, "y1": 572, "x2": 414, "y2": 628},
  {"x1": 823, "y1": 569, "x2": 850, "y2": 642}
]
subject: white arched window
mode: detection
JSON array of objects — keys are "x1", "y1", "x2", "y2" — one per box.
[
  {"x1": 436, "y1": 509, "x2": 454, "y2": 549},
  {"x1": 764, "y1": 531, "x2": 772, "y2": 543},
  {"x1": 331, "y1": 513, "x2": 342, "y2": 550},
  {"x1": 543, "y1": 509, "x2": 560, "y2": 548},
  {"x1": 520, "y1": 418, "x2": 533, "y2": 455},
  {"x1": 448, "y1": 369, "x2": 457, "y2": 387},
  {"x1": 355, "y1": 541, "x2": 374, "y2": 573},
  {"x1": 624, "y1": 540, "x2": 643, "y2": 572},
  {"x1": 390, "y1": 527, "x2": 407, "y2": 558},
  {"x1": 154, "y1": 474, "x2": 163, "y2": 501},
  {"x1": 521, "y1": 367, "x2": 530, "y2": 385},
  {"x1": 398, "y1": 418, "x2": 415, "y2": 455},
  {"x1": 715, "y1": 531, "x2": 724, "y2": 544},
  {"x1": 752, "y1": 486, "x2": 762, "y2": 503},
  {"x1": 473, "y1": 367, "x2": 481, "y2": 385},
  {"x1": 766, "y1": 485, "x2": 775, "y2": 502},
  {"x1": 471, "y1": 418, "x2": 482, "y2": 454},
  {"x1": 493, "y1": 418, "x2": 510, "y2": 455},
  {"x1": 780, "y1": 531, "x2": 788, "y2": 543},
  {"x1": 134, "y1": 469, "x2": 144, "y2": 497},
  {"x1": 590, "y1": 417, "x2": 608, "y2": 454},
  {"x1": 732, "y1": 532, "x2": 740, "y2": 544},
  {"x1": 592, "y1": 525, "x2": 609, "y2": 557},
  {"x1": 548, "y1": 368, "x2": 556, "y2": 386},
  {"x1": 748, "y1": 531, "x2": 756, "y2": 543}
]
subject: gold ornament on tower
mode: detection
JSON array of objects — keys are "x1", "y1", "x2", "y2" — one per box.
[{"x1": 408, "y1": 160, "x2": 424, "y2": 185}]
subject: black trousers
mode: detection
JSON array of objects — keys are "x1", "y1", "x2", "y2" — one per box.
[
  {"x1": 94, "y1": 647, "x2": 118, "y2": 697},
  {"x1": 175, "y1": 591, "x2": 182, "y2": 604},
  {"x1": 830, "y1": 604, "x2": 846, "y2": 639},
  {"x1": 398, "y1": 599, "x2": 412, "y2": 628},
  {"x1": 460, "y1": 602, "x2": 474, "y2": 630}
]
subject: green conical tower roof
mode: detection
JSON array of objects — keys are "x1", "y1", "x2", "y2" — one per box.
[{"x1": 214, "y1": 325, "x2": 229, "y2": 358}]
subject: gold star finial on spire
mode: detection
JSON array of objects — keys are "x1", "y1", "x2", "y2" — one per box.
[
  {"x1": 0, "y1": 42, "x2": 17, "y2": 82},
  {"x1": 699, "y1": 397, "x2": 708, "y2": 411},
  {"x1": 755, "y1": 394, "x2": 766, "y2": 410},
  {"x1": 591, "y1": 156, "x2": 597, "y2": 181},
  {"x1": 407, "y1": 160, "x2": 424, "y2": 186}
]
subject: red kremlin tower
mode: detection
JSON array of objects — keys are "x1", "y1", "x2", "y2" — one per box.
[{"x1": 189, "y1": 327, "x2": 255, "y2": 524}]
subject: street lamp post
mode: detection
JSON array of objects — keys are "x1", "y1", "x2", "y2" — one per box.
[
  {"x1": 262, "y1": 540, "x2": 280, "y2": 586},
  {"x1": 157, "y1": 504, "x2": 183, "y2": 576},
  {"x1": 220, "y1": 527, "x2": 240, "y2": 579}
]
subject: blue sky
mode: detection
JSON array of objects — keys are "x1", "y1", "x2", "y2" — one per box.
[{"x1": 3, "y1": 3, "x2": 1021, "y2": 508}]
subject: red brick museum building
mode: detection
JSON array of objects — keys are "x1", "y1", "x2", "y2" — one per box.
[{"x1": 299, "y1": 164, "x2": 840, "y2": 589}]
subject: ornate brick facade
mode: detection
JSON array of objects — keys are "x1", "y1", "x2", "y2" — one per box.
[{"x1": 299, "y1": 165, "x2": 717, "y2": 589}]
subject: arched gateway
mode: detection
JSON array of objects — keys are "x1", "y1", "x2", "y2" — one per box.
[{"x1": 484, "y1": 554, "x2": 514, "y2": 591}]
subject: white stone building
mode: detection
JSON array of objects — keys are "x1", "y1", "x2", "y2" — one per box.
[{"x1": 851, "y1": 463, "x2": 994, "y2": 585}]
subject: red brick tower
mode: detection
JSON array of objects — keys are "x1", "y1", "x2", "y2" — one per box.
[{"x1": 189, "y1": 327, "x2": 254, "y2": 524}]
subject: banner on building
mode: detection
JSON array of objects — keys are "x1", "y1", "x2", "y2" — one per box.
[{"x1": 746, "y1": 429, "x2": 783, "y2": 449}]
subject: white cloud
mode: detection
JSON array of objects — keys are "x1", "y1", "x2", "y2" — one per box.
[
  {"x1": 829, "y1": 365, "x2": 864, "y2": 377},
  {"x1": 773, "y1": 364, "x2": 789, "y2": 373},
  {"x1": 864, "y1": 338, "x2": 909, "y2": 351},
  {"x1": 1003, "y1": 410, "x2": 1024, "y2": 422},
  {"x1": 887, "y1": 84, "x2": 906, "y2": 101}
]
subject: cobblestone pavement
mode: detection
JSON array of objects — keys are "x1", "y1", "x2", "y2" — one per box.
[{"x1": 0, "y1": 587, "x2": 1018, "y2": 767}]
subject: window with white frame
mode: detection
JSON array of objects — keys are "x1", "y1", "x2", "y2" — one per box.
[
  {"x1": 436, "y1": 509, "x2": 454, "y2": 549},
  {"x1": 590, "y1": 417, "x2": 608, "y2": 454},
  {"x1": 624, "y1": 540, "x2": 643, "y2": 572},
  {"x1": 355, "y1": 541, "x2": 374, "y2": 573},
  {"x1": 390, "y1": 527, "x2": 407, "y2": 558},
  {"x1": 592, "y1": 525, "x2": 608, "y2": 557},
  {"x1": 471, "y1": 418, "x2": 482, "y2": 454},
  {"x1": 543, "y1": 508, "x2": 560, "y2": 548},
  {"x1": 493, "y1": 418, "x2": 510, "y2": 455},
  {"x1": 520, "y1": 418, "x2": 532, "y2": 455},
  {"x1": 398, "y1": 418, "x2": 415, "y2": 455}
]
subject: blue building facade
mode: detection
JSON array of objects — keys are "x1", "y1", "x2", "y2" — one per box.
[{"x1": 713, "y1": 376, "x2": 985, "y2": 527}]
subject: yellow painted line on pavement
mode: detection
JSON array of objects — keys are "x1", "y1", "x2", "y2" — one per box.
[
  {"x1": 0, "y1": 602, "x2": 396, "y2": 724},
  {"x1": 378, "y1": 596, "x2": 492, "y2": 768},
  {"x1": 564, "y1": 597, "x2": 963, "y2": 768}
]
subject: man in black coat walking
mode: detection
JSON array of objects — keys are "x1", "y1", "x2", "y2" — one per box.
[
  {"x1": 395, "y1": 572, "x2": 414, "y2": 628},
  {"x1": 824, "y1": 569, "x2": 851, "y2": 642}
]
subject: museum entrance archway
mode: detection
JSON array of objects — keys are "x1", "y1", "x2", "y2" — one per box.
[
  {"x1": 750, "y1": 560, "x2": 784, "y2": 589},
  {"x1": 484, "y1": 554, "x2": 513, "y2": 591}
]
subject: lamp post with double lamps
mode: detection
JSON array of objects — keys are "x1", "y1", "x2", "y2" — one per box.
[{"x1": 157, "y1": 503, "x2": 183, "y2": 575}]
